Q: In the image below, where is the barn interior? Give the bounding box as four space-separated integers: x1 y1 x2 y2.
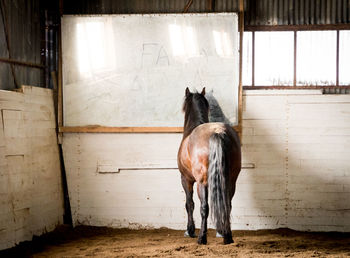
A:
1 0 350 257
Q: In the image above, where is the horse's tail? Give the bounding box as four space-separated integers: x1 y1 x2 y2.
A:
208 132 231 236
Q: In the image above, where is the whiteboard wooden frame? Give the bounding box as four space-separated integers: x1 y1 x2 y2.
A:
58 9 244 134
58 125 240 133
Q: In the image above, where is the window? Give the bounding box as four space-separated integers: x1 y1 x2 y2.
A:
339 31 350 85
297 31 336 86
243 29 350 89
255 32 294 86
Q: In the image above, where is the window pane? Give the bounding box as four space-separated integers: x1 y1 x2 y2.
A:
242 32 252 86
255 32 294 86
297 31 336 85
339 30 350 85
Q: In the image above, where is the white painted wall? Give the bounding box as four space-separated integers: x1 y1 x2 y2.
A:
0 86 63 250
62 90 350 232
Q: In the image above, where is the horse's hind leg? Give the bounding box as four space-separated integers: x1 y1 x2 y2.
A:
197 183 209 245
222 182 237 245
181 175 196 238
223 213 233 244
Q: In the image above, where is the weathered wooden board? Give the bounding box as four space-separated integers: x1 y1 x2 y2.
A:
0 86 63 250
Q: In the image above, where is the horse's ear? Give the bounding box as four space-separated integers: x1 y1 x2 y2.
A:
185 87 190 97
201 87 206 96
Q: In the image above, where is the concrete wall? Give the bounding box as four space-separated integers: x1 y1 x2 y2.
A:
0 86 63 250
62 90 350 232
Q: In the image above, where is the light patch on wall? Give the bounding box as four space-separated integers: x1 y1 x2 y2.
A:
213 30 233 57
76 20 116 76
169 24 198 57
184 26 198 56
169 24 185 56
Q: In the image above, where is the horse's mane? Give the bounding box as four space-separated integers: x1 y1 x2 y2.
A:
182 91 209 137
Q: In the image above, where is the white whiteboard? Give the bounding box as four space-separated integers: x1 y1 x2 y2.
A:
62 13 239 127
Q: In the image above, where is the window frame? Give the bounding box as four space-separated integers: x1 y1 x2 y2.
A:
243 24 350 90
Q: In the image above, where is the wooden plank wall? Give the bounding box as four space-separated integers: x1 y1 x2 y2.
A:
62 90 350 232
0 86 63 250
241 90 350 231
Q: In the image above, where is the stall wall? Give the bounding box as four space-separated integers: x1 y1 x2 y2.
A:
0 86 63 250
63 90 350 232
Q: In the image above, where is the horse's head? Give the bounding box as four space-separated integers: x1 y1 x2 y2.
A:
182 87 209 135
183 87 209 115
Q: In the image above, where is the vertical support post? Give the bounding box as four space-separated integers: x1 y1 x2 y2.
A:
57 0 72 226
44 10 49 88
252 31 255 87
293 30 297 86
238 0 244 139
205 0 215 12
58 0 63 140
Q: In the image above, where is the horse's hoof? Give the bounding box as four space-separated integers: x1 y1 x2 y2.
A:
216 232 223 238
184 231 196 238
223 237 234 245
197 237 207 245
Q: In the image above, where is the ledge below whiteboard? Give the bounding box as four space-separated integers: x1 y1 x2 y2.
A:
59 125 240 133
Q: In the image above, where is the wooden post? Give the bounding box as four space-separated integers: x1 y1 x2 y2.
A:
51 71 58 125
238 0 244 139
205 0 215 12
57 0 63 142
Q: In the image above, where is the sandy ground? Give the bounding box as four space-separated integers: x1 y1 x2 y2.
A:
1 226 350 257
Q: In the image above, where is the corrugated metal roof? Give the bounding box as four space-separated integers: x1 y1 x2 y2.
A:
63 0 350 25
246 0 350 26
62 0 244 14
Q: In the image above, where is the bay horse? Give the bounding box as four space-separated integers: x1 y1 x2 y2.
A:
177 87 241 245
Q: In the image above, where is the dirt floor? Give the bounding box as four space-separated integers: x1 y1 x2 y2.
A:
1 226 350 257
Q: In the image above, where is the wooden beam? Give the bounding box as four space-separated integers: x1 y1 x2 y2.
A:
238 0 244 139
245 24 350 31
0 58 45 69
59 125 240 133
58 15 63 134
183 0 193 13
59 126 184 133
205 0 215 12
293 31 297 86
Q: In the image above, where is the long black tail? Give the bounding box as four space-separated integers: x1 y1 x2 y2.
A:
208 132 231 235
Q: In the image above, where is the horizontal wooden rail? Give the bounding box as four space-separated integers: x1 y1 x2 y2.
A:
59 126 183 133
0 57 45 69
59 125 240 133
